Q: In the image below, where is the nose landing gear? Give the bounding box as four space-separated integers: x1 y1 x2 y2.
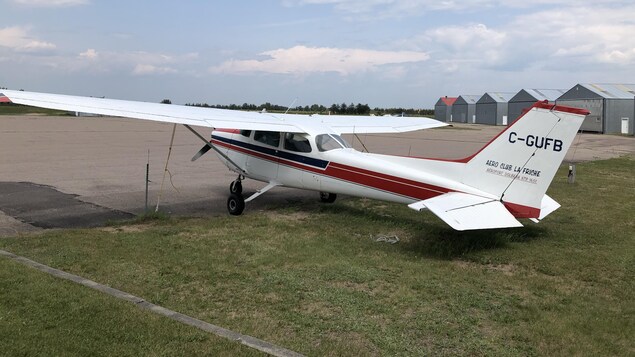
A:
230 177 243 194
225 176 281 216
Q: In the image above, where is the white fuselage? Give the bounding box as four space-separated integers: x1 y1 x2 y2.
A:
211 129 494 205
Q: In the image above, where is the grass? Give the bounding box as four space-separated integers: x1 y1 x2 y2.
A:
0 103 70 116
1 156 633 356
0 258 261 356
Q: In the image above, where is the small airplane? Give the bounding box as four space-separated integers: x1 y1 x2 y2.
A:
0 89 588 230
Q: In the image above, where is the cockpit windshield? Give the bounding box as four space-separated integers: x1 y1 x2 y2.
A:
315 134 351 152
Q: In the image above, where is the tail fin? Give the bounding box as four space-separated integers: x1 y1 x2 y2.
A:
462 102 587 218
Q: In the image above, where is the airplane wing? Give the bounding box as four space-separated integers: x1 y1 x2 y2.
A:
0 90 447 134
305 114 447 134
408 192 523 231
1 89 301 132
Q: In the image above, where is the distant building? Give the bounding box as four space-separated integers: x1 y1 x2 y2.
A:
475 92 515 125
508 89 566 124
434 96 457 122
557 83 635 135
451 95 480 123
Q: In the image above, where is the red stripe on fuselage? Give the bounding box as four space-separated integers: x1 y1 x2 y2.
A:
325 162 448 200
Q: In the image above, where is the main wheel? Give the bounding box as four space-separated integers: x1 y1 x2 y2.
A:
230 180 242 194
319 192 337 203
227 194 245 215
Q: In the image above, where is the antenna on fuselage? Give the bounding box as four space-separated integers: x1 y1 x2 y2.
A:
283 97 298 115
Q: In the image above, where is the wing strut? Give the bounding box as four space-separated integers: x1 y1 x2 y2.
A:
183 125 247 175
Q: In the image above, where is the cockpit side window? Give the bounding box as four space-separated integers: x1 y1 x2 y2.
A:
284 133 312 153
254 131 280 147
332 135 351 148
315 134 351 152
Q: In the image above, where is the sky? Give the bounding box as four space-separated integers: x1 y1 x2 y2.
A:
1 0 634 108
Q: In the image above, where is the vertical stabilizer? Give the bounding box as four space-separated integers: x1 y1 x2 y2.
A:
462 102 587 218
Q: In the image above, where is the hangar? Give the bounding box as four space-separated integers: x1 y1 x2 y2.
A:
508 89 566 124
556 83 635 135
451 95 480 123
434 97 457 122
475 92 515 125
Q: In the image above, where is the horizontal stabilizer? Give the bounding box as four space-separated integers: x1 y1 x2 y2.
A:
538 194 561 220
408 192 523 231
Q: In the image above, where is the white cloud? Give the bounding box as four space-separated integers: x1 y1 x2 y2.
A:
509 6 635 66
79 48 98 60
0 44 199 77
403 3 635 75
286 0 632 16
125 52 197 75
426 23 506 52
283 0 465 19
10 0 88 7
417 23 507 72
85 50 198 75
210 45 429 76
132 64 177 76
0 26 56 53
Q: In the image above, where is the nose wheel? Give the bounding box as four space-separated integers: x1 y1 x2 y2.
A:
227 193 245 215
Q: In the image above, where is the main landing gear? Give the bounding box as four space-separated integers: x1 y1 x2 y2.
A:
319 192 337 203
227 176 245 215
225 176 335 215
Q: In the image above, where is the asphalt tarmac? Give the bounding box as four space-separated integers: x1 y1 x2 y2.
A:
1 115 633 236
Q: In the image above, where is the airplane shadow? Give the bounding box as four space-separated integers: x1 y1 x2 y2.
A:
264 197 549 260
402 224 548 260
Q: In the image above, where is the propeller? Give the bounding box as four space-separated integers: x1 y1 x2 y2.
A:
191 144 212 162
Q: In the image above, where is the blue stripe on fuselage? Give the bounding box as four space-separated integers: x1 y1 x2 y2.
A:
212 135 329 169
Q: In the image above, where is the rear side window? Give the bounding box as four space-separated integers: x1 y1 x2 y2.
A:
254 131 280 147
284 133 312 153
240 130 251 138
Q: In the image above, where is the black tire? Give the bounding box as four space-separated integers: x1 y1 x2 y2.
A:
227 194 245 215
230 180 242 194
319 192 337 203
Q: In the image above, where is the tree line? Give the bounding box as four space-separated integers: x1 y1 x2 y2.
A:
0 89 434 117
184 101 433 117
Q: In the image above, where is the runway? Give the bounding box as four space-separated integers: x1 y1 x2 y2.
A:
1 115 633 235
